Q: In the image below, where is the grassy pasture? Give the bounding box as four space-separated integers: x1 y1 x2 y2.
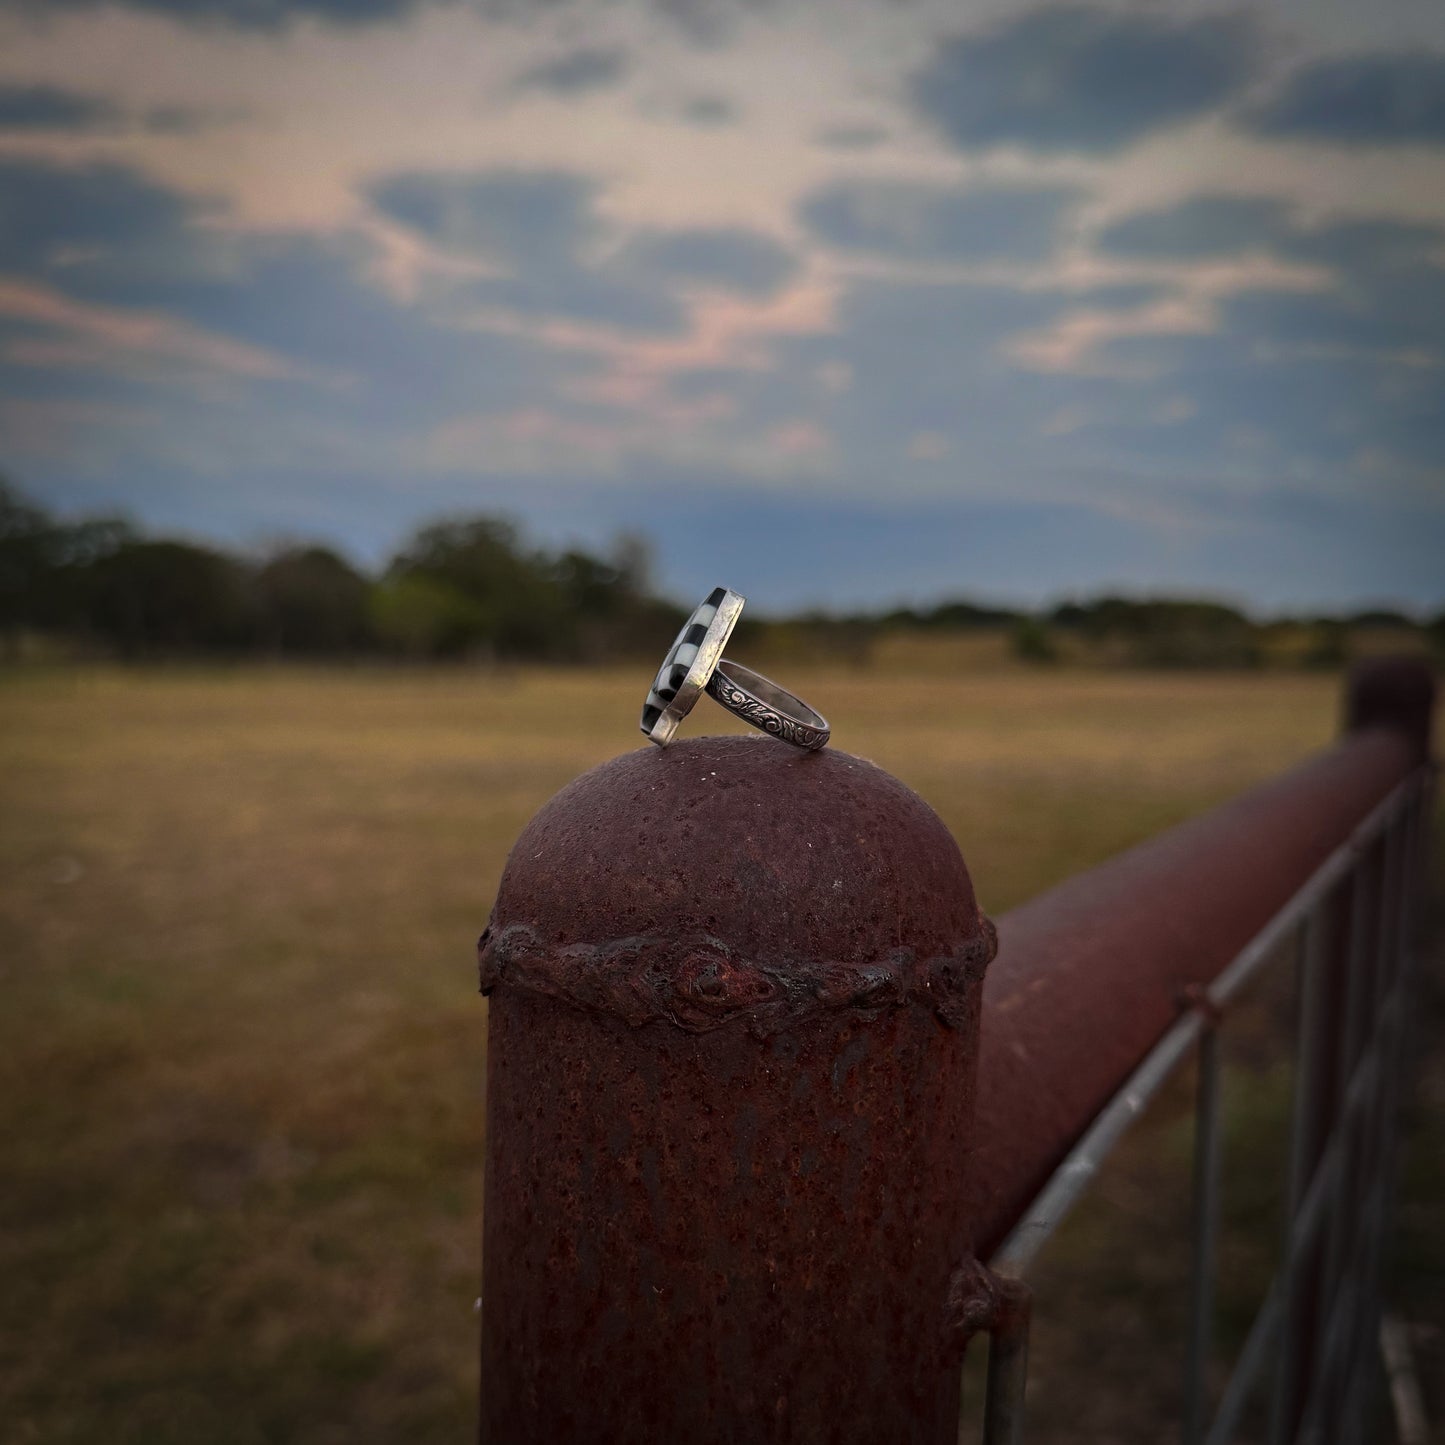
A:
0 665 1439 1443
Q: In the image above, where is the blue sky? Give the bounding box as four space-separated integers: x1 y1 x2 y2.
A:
1 0 1443 612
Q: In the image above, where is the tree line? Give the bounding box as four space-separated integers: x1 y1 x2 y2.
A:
2 476 1440 667
0 477 678 662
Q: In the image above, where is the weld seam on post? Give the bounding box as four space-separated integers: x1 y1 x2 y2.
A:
479 916 997 1033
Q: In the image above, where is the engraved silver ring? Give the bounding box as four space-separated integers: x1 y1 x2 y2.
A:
640 587 830 751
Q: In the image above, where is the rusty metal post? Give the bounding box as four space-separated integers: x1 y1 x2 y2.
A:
476 735 997 1444
1343 654 1436 766
1334 657 1435 1444
1277 658 1433 1445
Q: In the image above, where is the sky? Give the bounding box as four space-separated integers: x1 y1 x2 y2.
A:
1 0 1443 613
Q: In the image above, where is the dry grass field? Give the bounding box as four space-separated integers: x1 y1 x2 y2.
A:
0 665 1439 1443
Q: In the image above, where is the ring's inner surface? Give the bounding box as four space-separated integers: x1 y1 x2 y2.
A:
715 661 827 727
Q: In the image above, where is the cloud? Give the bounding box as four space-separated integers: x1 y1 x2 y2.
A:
800 180 1079 263
1006 295 1217 375
143 104 242 135
1030 199 1445 412
0 159 206 293
0 83 118 132
1038 199 1445 491
0 84 236 140
369 166 685 333
1222 225 1445 364
0 0 769 37
0 276 345 386
771 276 1086 463
766 172 1445 542
417 402 833 482
1095 197 1445 325
1282 218 1445 273
679 94 737 127
1071 316 1445 499
1097 196 1293 259
816 124 889 152
0 154 558 457
621 227 796 297
468 266 684 334
1097 194 1445 283
369 168 596 265
649 0 746 48
1 0 439 31
906 430 950 460
911 7 1255 154
514 46 629 96
1246 52 1445 147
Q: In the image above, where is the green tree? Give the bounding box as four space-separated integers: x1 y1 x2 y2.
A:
0 477 56 638
1011 615 1059 663
1428 609 1445 660
386 517 571 658
83 540 255 656
254 545 372 655
0 477 132 645
1302 619 1348 669
1048 595 1259 667
369 574 490 658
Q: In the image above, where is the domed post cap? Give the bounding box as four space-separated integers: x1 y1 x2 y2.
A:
479 734 995 1032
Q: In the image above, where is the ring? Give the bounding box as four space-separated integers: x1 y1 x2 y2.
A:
640 587 829 751
705 660 830 751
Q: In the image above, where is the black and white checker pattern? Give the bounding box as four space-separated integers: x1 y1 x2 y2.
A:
640 586 728 737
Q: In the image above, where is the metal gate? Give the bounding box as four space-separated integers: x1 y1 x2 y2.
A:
976 764 1433 1445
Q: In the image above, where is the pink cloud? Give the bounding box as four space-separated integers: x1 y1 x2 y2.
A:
0 279 350 387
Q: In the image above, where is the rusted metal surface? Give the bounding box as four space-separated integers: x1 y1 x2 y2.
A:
477 734 996 1444
1344 654 1436 764
968 660 1433 1259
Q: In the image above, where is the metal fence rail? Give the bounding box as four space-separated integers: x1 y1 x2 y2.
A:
972 764 1433 1445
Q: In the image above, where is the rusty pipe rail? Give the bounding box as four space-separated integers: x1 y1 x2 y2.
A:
968 721 1418 1261
963 654 1435 1445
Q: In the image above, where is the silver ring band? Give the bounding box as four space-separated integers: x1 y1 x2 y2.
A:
705 660 830 751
